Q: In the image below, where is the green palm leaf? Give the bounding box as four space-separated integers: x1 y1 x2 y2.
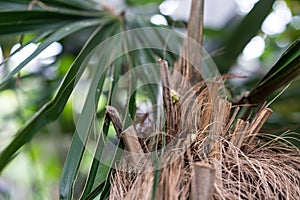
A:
0 17 117 172
59 22 121 199
0 19 104 85
246 38 300 104
214 0 275 73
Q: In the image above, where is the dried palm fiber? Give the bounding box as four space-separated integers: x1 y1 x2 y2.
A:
108 59 300 200
108 70 300 199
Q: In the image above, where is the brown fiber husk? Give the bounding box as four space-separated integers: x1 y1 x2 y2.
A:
108 79 300 200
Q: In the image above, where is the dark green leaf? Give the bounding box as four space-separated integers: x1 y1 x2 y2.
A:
42 0 98 11
244 38 300 104
60 70 109 199
80 117 110 199
59 22 121 199
126 0 163 6
214 0 275 73
0 0 98 13
80 64 115 198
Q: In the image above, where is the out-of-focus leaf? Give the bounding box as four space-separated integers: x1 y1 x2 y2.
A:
0 10 83 24
43 0 98 10
0 0 97 12
0 20 66 36
0 0 30 10
0 30 53 67
0 1 107 36
214 0 275 73
0 10 101 36
242 38 300 104
126 0 163 6
258 38 300 84
0 19 104 85
0 18 116 173
0 35 18 57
